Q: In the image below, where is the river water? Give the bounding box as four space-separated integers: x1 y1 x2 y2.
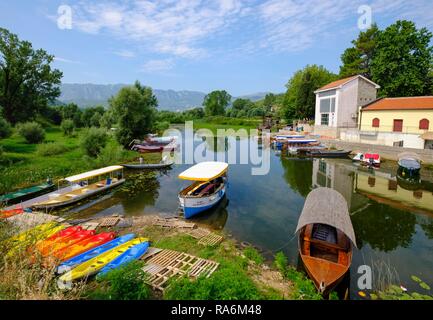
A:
73 130 433 299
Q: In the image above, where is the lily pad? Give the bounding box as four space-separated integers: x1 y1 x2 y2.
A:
411 275 422 283
419 282 431 291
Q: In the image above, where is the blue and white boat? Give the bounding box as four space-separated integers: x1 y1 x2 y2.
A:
178 162 228 219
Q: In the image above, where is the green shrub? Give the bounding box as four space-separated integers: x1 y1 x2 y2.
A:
95 141 129 167
274 251 288 274
36 142 69 156
154 121 170 132
164 263 262 300
80 127 108 157
0 117 12 138
16 122 45 144
90 261 151 300
60 119 75 136
243 247 264 265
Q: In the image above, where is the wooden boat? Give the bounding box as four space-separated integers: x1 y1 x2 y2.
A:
0 181 55 206
296 188 356 295
305 149 351 158
122 156 174 169
32 166 125 210
131 143 177 153
178 162 228 219
398 152 421 178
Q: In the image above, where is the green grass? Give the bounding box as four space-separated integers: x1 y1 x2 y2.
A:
0 126 137 194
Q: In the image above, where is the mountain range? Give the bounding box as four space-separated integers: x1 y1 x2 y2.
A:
59 83 271 111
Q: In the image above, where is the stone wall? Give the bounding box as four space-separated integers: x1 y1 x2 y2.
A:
340 129 426 149
313 125 339 138
319 138 433 164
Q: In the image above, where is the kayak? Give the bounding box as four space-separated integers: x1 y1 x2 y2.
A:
0 207 24 219
59 237 147 282
7 223 65 257
38 230 96 257
56 233 135 274
97 241 150 278
35 226 83 252
54 232 116 262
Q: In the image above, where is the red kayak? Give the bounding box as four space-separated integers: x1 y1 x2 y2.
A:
39 230 96 257
54 232 116 262
0 207 24 219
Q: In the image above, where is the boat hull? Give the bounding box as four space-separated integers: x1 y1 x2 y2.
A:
179 185 226 219
0 183 55 206
32 179 125 210
121 161 174 169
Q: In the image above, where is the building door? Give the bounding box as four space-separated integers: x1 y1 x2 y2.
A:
393 119 403 132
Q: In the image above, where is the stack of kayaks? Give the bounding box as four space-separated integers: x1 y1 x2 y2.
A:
4 222 150 284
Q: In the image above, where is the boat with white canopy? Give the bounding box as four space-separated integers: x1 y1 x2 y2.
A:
178 162 228 219
32 166 125 210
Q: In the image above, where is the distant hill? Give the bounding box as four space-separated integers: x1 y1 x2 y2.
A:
59 84 277 110
59 84 206 111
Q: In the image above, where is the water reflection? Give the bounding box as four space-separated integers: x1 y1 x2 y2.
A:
280 158 312 197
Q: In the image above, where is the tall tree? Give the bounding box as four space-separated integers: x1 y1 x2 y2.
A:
203 90 231 116
109 81 158 147
0 28 62 124
371 20 433 97
263 93 276 113
282 65 337 121
339 24 380 78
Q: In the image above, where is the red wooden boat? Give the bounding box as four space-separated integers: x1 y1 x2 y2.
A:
296 188 356 295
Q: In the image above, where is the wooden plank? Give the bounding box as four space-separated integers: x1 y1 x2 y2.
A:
198 233 223 246
98 217 120 228
141 247 163 261
187 227 210 239
80 222 100 231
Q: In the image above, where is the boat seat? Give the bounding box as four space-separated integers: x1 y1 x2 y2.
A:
198 183 216 196
312 224 337 244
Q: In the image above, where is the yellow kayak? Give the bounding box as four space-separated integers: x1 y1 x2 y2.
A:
59 237 147 282
7 222 65 257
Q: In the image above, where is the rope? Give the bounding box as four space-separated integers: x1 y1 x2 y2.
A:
271 233 297 252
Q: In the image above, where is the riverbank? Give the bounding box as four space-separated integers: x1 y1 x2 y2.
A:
0 127 143 194
0 212 324 300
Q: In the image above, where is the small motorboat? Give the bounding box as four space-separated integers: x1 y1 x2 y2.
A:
306 149 352 158
122 156 174 169
178 162 228 219
398 152 421 178
296 188 356 296
0 181 55 206
352 153 380 167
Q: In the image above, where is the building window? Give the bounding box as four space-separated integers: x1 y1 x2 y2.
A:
321 113 329 126
319 97 336 113
419 119 429 130
372 118 380 128
393 119 403 132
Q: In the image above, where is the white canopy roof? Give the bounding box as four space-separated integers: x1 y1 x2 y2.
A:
65 166 123 182
179 162 228 181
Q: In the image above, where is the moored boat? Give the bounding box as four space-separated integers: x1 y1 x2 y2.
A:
178 162 228 219
305 149 352 158
296 188 356 295
398 152 421 178
32 166 125 210
0 181 55 206
122 156 174 169
352 153 380 167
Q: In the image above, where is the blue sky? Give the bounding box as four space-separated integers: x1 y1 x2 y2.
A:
1 0 432 96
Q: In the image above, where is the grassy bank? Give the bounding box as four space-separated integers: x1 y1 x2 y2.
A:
0 126 139 194
191 117 262 133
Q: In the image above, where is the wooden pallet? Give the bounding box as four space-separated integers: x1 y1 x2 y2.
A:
153 217 196 229
141 247 163 261
186 227 211 239
198 233 223 246
142 249 219 291
80 221 100 230
98 217 120 228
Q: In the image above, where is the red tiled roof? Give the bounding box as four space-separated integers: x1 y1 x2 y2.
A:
362 96 433 111
316 76 358 91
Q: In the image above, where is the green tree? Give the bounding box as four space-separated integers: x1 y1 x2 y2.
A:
109 81 158 147
0 116 12 138
371 20 433 97
203 90 231 116
60 103 83 127
263 93 276 113
0 28 62 124
340 24 380 78
282 65 337 121
60 119 74 136
80 127 108 157
81 106 105 127
17 121 45 144
232 98 253 111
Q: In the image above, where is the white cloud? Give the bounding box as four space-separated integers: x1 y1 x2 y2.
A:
54 57 81 64
113 50 136 58
141 58 174 73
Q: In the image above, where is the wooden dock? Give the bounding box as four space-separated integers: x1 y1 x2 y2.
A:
153 217 196 229
142 249 219 291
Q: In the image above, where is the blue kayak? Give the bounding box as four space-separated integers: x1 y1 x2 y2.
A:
96 241 150 278
56 233 135 274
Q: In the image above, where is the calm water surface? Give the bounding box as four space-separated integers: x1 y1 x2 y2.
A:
74 130 433 299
